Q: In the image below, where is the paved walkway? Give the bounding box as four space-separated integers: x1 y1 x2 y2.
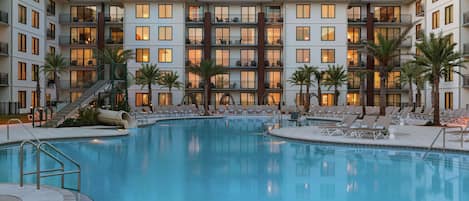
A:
0 184 91 201
269 124 469 152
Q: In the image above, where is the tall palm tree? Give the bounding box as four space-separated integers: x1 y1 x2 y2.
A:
414 32 466 126
96 47 134 64
400 62 425 107
41 53 67 102
313 69 325 106
415 71 426 107
353 69 371 116
323 65 347 106
158 71 183 105
135 63 160 112
299 65 316 111
366 24 414 115
288 70 307 107
188 60 226 116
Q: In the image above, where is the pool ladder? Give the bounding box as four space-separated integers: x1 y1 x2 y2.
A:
422 127 446 159
10 118 82 192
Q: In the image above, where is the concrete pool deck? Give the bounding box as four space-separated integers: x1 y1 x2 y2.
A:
269 124 469 152
0 184 91 201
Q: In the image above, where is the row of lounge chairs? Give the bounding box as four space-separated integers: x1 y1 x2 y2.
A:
319 115 393 140
134 105 280 118
209 105 279 115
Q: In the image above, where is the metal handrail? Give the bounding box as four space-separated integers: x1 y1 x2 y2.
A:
422 127 446 159
7 119 40 142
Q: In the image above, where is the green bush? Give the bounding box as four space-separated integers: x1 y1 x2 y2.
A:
77 107 100 125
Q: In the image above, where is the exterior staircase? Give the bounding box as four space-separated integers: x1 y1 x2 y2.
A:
43 80 112 128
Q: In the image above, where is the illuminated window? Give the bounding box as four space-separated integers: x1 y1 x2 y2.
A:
321 26 335 41
159 4 172 18
18 91 26 108
266 50 282 67
158 48 172 63
347 6 361 21
267 93 281 105
18 62 26 80
136 93 150 106
445 92 453 110
347 49 359 67
18 33 27 52
32 10 40 28
241 28 256 44
214 6 229 22
240 93 255 105
159 26 173 41
187 28 203 44
187 49 203 66
445 65 453 81
296 26 310 41
136 48 150 63
158 93 171 106
347 93 360 106
374 6 401 23
241 6 256 23
321 4 335 18
321 49 335 63
321 94 334 106
32 64 39 81
297 4 310 19
32 37 39 55
215 50 229 67
296 49 310 63
266 27 282 45
347 27 360 43
374 71 400 89
445 5 453 25
432 11 440 29
70 48 95 66
240 50 256 67
32 91 38 107
70 6 96 22
18 5 27 24
136 4 150 18
348 72 360 89
212 74 229 89
266 72 282 89
135 26 150 40
416 24 422 40
215 28 230 44
241 71 256 89
71 27 96 44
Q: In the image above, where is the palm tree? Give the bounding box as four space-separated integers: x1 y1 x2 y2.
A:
323 65 348 106
96 47 134 64
135 63 160 112
299 65 316 111
313 69 325 106
400 62 425 107
414 32 467 126
288 70 307 107
365 24 414 115
41 53 67 102
415 71 426 107
353 69 371 116
158 71 183 105
188 60 226 116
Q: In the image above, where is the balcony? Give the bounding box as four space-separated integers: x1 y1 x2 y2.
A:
68 57 97 68
0 42 8 56
228 59 258 69
464 12 469 27
185 80 257 90
0 73 8 86
106 37 123 45
186 16 204 24
59 36 96 46
374 14 412 25
47 29 55 40
265 60 283 68
104 14 123 24
265 16 283 24
59 14 96 25
265 82 283 90
0 10 8 25
348 14 367 24
347 38 365 46
464 43 469 56
213 14 257 24
212 37 257 47
58 80 97 90
265 39 283 46
185 38 204 46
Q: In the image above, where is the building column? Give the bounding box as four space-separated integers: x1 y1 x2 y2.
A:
257 12 266 105
366 3 375 106
203 11 212 105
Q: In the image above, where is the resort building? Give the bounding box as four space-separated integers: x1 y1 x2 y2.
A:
0 0 468 113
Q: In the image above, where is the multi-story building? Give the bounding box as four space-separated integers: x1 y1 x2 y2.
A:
0 0 468 114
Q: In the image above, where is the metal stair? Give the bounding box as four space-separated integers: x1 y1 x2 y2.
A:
43 80 112 128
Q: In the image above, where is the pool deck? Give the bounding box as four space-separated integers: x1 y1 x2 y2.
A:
0 184 91 201
269 124 469 152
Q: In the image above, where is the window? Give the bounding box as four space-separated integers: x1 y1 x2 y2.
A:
266 50 282 67
240 28 256 44
71 6 96 22
18 62 26 80
32 10 39 28
347 72 360 89
445 92 453 110
296 49 310 63
297 4 310 19
266 6 281 22
158 48 172 63
188 72 201 88
416 24 422 40
49 46 55 54
158 26 173 41
321 27 335 41
215 50 229 67
70 48 95 66
135 26 150 40
321 49 335 63
32 64 39 81
48 23 56 39
321 4 335 18
187 49 203 66
445 5 453 25
158 4 172 18
241 6 256 23
70 71 96 88
70 27 97 44
215 28 230 44
18 91 26 108
347 49 359 67
32 37 39 55
241 71 256 89
374 6 401 22
109 5 124 21
136 93 150 106
374 27 401 43
432 11 440 29
136 48 150 63
32 91 38 107
214 6 229 22
19 5 27 24
18 33 27 52
266 27 282 45
296 93 308 106
110 27 123 43
416 0 423 16
48 0 56 16
266 72 282 89
240 50 256 67
347 27 360 43
445 65 453 81
321 94 334 106
267 93 281 105
188 6 203 22
347 6 361 21
187 28 203 44
158 93 171 106
240 93 255 105
136 4 150 18
296 26 310 41
212 74 229 89
374 72 400 89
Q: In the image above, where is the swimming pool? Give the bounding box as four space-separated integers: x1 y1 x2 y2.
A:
1 117 469 201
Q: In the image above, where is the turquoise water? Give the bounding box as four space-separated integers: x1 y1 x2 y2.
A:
1 117 469 201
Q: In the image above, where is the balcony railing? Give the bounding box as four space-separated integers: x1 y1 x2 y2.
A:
348 14 367 23
0 42 8 56
265 82 283 89
265 16 283 23
348 14 413 24
59 14 96 24
185 38 204 45
213 14 257 24
59 36 97 46
106 37 123 44
265 39 283 46
0 10 8 25
464 12 469 26
104 14 124 23
265 60 283 68
68 57 97 67
186 16 204 23
186 80 257 90
0 73 8 86
212 37 257 46
47 29 55 40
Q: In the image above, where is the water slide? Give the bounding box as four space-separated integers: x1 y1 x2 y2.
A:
97 109 136 129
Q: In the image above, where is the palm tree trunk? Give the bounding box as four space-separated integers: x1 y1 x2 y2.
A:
416 87 422 107
433 73 440 126
408 78 414 107
299 85 303 107
379 70 387 116
360 75 366 116
168 87 172 105
55 75 60 102
204 80 210 116
305 85 310 112
317 81 322 106
148 84 153 112
334 86 339 106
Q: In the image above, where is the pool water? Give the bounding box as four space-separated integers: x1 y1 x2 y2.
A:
1 117 469 201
